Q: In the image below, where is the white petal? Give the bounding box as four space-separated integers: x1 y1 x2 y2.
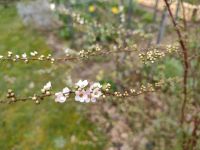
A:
22 53 27 58
79 98 85 103
55 92 67 103
63 87 70 94
83 80 88 86
75 96 80 101
91 98 96 103
75 80 88 88
85 98 90 103
92 89 102 98
44 81 51 90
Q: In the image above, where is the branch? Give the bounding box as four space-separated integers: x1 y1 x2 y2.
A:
163 0 189 124
0 44 179 64
0 78 180 105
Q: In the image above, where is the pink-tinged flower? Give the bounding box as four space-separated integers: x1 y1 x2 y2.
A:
43 81 52 91
84 90 92 103
90 82 102 90
75 89 88 102
85 97 91 103
87 93 96 103
55 92 66 103
92 88 102 98
75 80 88 89
62 87 70 95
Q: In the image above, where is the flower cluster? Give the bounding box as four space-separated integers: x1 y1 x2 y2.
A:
54 80 102 103
138 44 179 64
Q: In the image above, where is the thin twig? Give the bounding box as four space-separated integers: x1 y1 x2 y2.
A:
163 0 189 124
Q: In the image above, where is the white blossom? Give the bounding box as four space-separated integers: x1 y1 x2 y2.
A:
90 82 102 90
62 87 70 97
55 92 66 103
75 80 88 89
34 51 38 55
30 52 36 56
8 51 12 55
75 89 88 102
54 87 70 103
22 53 27 59
43 81 52 91
87 91 96 103
62 87 70 94
92 88 102 98
15 55 20 59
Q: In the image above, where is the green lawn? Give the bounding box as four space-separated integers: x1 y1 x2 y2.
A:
0 6 106 150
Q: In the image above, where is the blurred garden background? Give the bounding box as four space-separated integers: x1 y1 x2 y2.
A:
0 0 200 149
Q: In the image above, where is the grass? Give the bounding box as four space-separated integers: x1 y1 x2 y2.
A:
0 6 106 150
184 0 200 5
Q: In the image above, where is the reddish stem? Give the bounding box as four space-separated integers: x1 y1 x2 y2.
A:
163 0 189 124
